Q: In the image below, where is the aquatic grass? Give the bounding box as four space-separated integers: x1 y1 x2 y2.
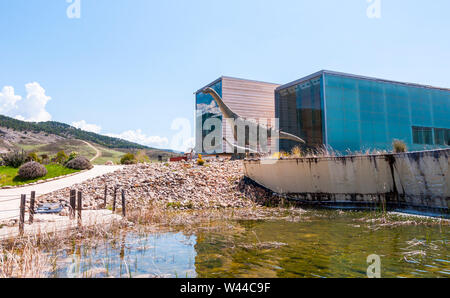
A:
0 216 127 277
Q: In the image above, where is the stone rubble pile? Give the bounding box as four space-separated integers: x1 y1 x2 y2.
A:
38 161 274 212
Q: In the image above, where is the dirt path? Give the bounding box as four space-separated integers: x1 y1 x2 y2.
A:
80 140 101 162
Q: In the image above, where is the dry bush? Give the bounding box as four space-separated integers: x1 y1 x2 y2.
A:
135 150 150 163
197 154 205 166
393 139 408 153
17 162 47 179
1 151 27 168
65 156 93 170
120 153 137 165
0 241 52 278
290 146 303 158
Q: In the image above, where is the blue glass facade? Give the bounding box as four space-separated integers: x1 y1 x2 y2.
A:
276 71 450 153
276 76 324 152
195 79 223 153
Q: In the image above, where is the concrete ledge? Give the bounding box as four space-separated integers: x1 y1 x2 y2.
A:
244 149 450 217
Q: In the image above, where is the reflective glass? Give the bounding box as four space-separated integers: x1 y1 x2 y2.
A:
276 76 324 152
323 73 450 152
195 80 223 153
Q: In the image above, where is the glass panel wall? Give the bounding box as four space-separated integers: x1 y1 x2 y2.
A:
276 76 324 152
324 73 450 153
195 80 223 153
412 126 433 145
434 128 450 146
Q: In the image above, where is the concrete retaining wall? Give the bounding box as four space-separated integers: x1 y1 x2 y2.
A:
244 149 449 215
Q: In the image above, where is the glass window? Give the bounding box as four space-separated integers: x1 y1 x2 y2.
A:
196 80 223 153
279 72 450 154
276 76 324 152
413 127 433 145
434 128 450 146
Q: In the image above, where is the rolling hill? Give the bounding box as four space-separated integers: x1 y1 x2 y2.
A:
0 114 180 164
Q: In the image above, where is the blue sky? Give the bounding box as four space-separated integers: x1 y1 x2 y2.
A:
0 0 449 151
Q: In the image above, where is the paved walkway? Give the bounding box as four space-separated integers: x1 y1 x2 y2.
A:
0 165 124 222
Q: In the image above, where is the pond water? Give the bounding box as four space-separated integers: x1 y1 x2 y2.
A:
51 211 449 278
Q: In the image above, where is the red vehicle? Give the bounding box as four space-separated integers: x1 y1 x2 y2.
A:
169 151 193 162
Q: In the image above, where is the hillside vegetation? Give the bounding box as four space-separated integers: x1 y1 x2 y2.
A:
0 114 147 150
0 114 181 163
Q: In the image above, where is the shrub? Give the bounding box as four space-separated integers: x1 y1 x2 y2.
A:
67 151 78 162
197 154 205 166
393 139 407 153
290 146 303 158
135 150 150 163
65 156 93 170
27 152 41 163
1 151 27 168
120 153 137 165
40 154 49 164
17 162 47 180
55 151 68 164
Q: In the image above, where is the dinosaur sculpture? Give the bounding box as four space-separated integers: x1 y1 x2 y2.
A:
201 87 305 153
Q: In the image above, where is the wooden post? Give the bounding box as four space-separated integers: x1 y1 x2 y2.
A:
77 191 82 226
121 189 126 217
112 187 117 213
19 194 26 235
70 189 76 219
29 191 36 224
104 185 108 208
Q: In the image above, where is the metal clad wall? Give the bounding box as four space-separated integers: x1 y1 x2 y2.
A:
221 77 280 152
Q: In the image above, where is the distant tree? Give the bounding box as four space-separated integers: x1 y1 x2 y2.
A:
135 150 150 163
120 153 137 165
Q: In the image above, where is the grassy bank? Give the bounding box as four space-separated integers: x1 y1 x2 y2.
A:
0 165 80 187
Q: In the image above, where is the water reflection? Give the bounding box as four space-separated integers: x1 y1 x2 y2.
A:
52 211 449 278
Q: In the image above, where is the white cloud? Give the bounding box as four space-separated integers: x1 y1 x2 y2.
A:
0 82 52 122
106 129 170 149
0 86 21 114
197 101 220 115
72 120 102 134
71 119 172 149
